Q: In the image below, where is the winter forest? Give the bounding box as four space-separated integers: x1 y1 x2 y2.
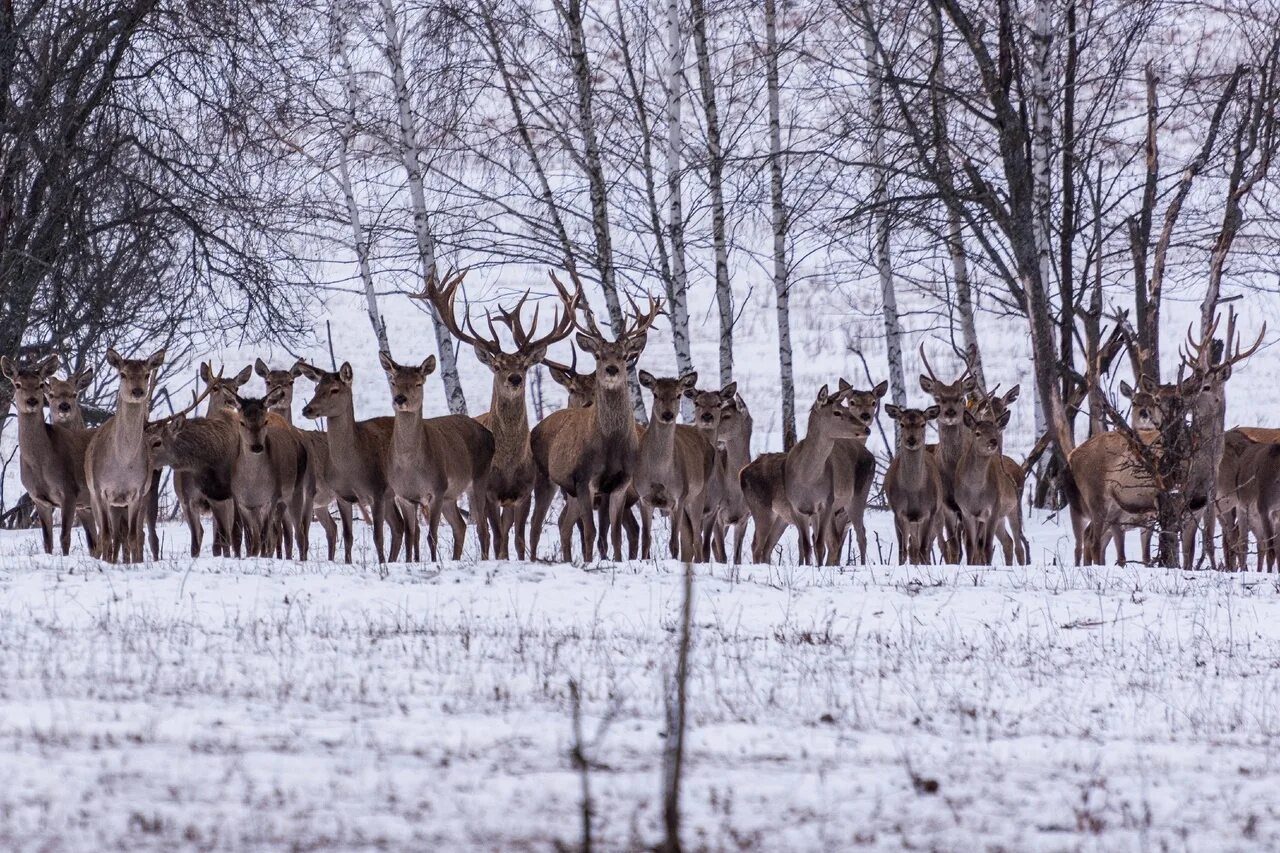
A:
3 0 1280 849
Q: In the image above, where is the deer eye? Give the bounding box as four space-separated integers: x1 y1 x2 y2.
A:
833 410 843 417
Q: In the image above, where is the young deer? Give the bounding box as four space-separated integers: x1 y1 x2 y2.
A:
418 269 576 560
528 272 661 562
692 382 753 563
298 361 404 564
884 405 943 564
634 371 715 561
225 390 314 559
955 407 1025 565
255 358 340 560
200 363 252 418
85 347 165 562
828 379 882 564
917 347 976 562
147 413 240 557
967 383 1027 563
544 347 597 408
1 355 97 555
379 353 495 561
44 367 94 428
783 384 864 565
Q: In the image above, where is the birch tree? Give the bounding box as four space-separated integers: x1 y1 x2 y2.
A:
764 0 797 450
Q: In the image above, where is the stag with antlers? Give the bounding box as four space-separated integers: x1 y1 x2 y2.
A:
417 268 578 560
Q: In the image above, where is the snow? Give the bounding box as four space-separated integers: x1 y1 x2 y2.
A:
3 508 1280 850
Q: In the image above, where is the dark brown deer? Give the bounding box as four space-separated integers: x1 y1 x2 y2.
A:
225 390 314 559
528 272 662 562
200 362 252 419
544 347 597 408
633 371 714 561
85 347 166 562
44 367 94 428
783 384 864 565
255 358 340 560
1 355 97 554
298 361 404 564
417 269 576 560
884 405 943 564
380 353 495 561
692 382 753 562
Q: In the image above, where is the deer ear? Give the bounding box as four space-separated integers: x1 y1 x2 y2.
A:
378 352 396 374
873 380 888 398
884 404 901 420
816 384 830 405
199 361 212 383
264 387 287 409
962 409 977 429
919 375 935 394
638 369 656 388
679 371 698 390
146 349 166 369
295 361 321 382
76 368 94 390
1139 375 1157 393
525 344 549 364
925 405 941 421
1003 384 1020 405
254 358 270 378
232 364 252 386
0 356 16 382
997 408 1012 428
1119 380 1134 398
472 344 496 368
289 359 305 378
171 413 186 430
719 381 737 400
37 354 60 377
960 376 977 394
108 349 124 371
547 365 572 387
575 333 600 356
339 362 354 384
421 356 437 375
837 377 852 393
625 333 648 360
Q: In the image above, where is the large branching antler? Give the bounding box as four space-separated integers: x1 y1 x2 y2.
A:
413 267 507 357
150 384 212 428
492 285 580 355
548 267 663 343
1181 305 1266 373
919 342 972 386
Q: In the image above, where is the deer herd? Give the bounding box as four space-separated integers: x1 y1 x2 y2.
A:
2 274 1276 571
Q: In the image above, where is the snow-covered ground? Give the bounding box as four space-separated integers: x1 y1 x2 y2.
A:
3 508 1280 851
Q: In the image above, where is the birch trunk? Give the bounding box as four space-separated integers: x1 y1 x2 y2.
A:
1029 0 1055 469
689 0 733 385
863 27 906 417
664 0 695 417
764 0 796 451
378 0 467 414
336 34 390 355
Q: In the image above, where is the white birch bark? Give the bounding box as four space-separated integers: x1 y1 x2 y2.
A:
664 0 695 419
378 0 467 414
1029 0 1055 446
764 0 796 450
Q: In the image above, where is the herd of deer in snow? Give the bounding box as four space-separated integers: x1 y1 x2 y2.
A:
3 272 1277 570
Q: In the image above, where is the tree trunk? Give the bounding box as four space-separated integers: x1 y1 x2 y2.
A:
689 0 734 385
378 0 467 414
664 0 695 416
1029 0 1055 485
764 0 796 451
863 28 906 420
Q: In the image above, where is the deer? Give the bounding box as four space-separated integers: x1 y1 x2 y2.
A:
147 411 240 558
298 361 405 564
224 390 314 559
740 453 790 564
379 352 495 561
633 371 715 561
966 383 1027 563
544 347 597 408
1 355 97 555
44 367 94 428
828 379 882 564
417 269 576 560
528 271 662 562
782 384 865 565
200 362 252 418
255 358 340 560
954 405 1025 565
1227 436 1280 572
884 405 943 564
917 347 976 562
85 347 166 562
692 382 753 563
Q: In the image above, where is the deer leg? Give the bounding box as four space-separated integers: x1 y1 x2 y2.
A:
126 501 145 564
731 517 748 565
146 470 161 560
369 497 389 564
34 501 54 555
185 497 204 558
625 502 642 560
209 500 234 560
639 501 654 561
608 489 629 562
514 494 532 561
56 499 74 557
76 506 98 555
528 473 554 560
469 484 490 560
684 495 706 562
578 490 596 563
437 500 462 561
994 524 1014 566
315 508 337 562
557 502 578 562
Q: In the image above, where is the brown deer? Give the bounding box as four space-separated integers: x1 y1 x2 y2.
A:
741 453 790 563
1229 437 1280 572
1 355 97 554
147 412 240 557
528 272 662 562
200 363 252 418
379 353 495 561
967 383 1027 563
255 358 340 560
44 367 94 428
954 406 1025 565
783 384 864 565
692 382 753 562
225 390 314 559
884 405 943 564
633 371 714 561
298 361 404 564
828 379 882 564
544 347 597 408
917 347 976 562
417 270 576 560
85 347 166 562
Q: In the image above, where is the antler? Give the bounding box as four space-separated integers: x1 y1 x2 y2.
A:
1182 306 1266 373
493 286 580 355
919 342 972 385
548 267 662 343
620 291 664 342
150 384 211 428
413 267 505 357
542 344 582 377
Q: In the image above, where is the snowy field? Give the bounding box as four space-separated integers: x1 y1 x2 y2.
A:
3 508 1280 851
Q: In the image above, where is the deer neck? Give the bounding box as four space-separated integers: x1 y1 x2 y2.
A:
489 385 530 459
323 395 360 454
392 404 426 458
110 397 149 453
269 403 293 426
722 426 752 470
936 420 967 467
15 407 54 462
592 381 635 444
642 413 677 460
791 412 837 480
896 445 933 487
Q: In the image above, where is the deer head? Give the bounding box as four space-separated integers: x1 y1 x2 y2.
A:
806 384 864 441
44 367 94 425
1180 307 1265 420
962 408 1011 457
691 381 742 446
379 353 437 414
918 344 976 426
549 269 662 395
298 361 355 420
544 346 597 408
225 390 287 455
885 405 940 452
0 354 59 415
200 362 251 417
837 378 888 426
255 358 304 416
638 370 698 425
107 347 166 408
